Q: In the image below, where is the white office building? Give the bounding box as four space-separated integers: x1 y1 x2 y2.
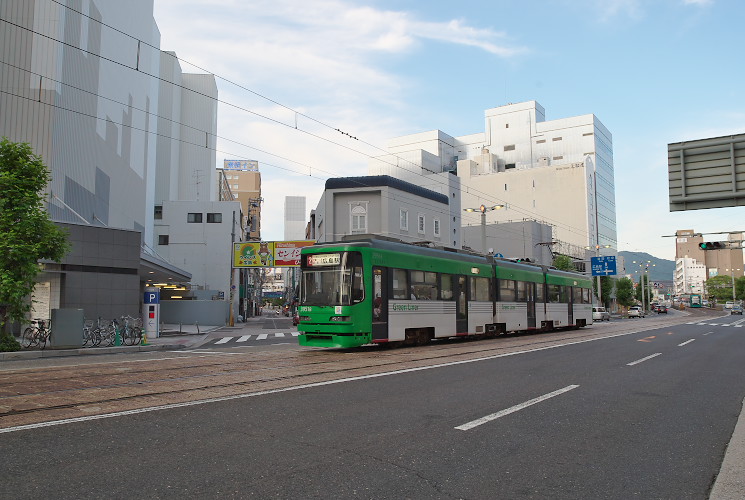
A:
674 258 707 295
370 101 617 256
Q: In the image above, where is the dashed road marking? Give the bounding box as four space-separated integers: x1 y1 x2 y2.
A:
627 353 662 366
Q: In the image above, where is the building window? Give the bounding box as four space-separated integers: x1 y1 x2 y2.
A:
505 163 516 169
187 213 203 223
552 137 562 141
207 213 222 223
233 184 239 189
553 156 564 160
536 139 546 144
400 209 409 231
350 202 368 234
233 194 238 198
433 218 441 237
505 123 509 128
504 145 515 151
583 132 594 136
417 214 425 234
158 235 169 245
154 205 163 220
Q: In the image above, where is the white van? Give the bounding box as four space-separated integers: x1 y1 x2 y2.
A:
592 307 610 321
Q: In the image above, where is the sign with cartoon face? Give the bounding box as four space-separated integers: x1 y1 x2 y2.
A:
233 240 315 267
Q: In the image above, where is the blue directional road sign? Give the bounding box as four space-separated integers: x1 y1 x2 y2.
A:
591 256 617 276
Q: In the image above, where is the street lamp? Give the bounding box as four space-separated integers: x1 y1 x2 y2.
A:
633 260 655 312
463 204 505 254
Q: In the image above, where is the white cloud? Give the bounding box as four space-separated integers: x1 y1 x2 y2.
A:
153 0 523 241
683 0 713 6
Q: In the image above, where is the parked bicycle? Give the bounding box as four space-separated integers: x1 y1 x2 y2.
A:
82 319 102 347
120 315 143 346
22 319 52 349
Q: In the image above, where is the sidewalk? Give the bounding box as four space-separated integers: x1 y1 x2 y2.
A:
0 323 220 361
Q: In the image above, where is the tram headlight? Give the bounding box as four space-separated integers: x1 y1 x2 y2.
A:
330 316 351 322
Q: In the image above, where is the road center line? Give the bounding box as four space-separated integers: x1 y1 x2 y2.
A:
455 385 579 431
627 353 662 366
678 339 696 347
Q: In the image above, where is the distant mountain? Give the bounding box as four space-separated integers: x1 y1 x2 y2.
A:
618 251 675 283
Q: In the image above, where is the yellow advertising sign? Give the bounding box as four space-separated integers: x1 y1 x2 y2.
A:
233 242 275 268
233 240 315 268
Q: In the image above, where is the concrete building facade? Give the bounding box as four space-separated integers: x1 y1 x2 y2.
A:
370 101 616 256
284 196 307 240
218 160 262 239
0 0 237 325
311 175 460 248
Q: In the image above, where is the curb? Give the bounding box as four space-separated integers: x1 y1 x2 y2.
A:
0 343 186 361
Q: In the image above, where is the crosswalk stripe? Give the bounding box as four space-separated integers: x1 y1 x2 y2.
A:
215 337 232 344
291 332 299 336
275 333 285 337
237 335 251 342
257 334 268 340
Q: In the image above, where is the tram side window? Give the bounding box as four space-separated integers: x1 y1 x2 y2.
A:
573 287 583 304
440 274 454 300
411 270 437 300
548 284 562 303
470 277 490 301
392 269 409 299
582 287 591 303
536 283 545 302
561 286 570 303
516 281 529 302
499 279 516 302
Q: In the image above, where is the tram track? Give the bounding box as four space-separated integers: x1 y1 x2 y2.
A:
0 314 695 429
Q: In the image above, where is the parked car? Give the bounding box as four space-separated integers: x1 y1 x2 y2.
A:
731 305 743 315
592 306 610 321
655 305 668 314
628 306 644 318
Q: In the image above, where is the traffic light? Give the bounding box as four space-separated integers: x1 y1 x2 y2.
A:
699 241 727 250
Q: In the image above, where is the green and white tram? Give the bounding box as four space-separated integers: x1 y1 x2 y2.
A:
297 237 593 349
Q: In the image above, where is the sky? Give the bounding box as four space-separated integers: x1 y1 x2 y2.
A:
152 0 745 261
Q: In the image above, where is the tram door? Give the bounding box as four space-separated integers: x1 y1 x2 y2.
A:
372 267 388 340
567 286 574 325
527 282 537 328
456 275 468 333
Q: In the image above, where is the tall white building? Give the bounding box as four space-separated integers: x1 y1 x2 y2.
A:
370 101 616 255
0 0 233 322
284 196 307 240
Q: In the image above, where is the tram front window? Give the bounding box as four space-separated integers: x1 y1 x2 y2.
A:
300 252 364 306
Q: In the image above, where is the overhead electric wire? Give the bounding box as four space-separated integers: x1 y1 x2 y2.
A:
1 5 613 247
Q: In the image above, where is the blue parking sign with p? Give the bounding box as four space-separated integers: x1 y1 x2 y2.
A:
144 291 160 304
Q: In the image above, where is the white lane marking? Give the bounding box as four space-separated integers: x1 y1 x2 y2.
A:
0 328 683 434
678 339 696 347
236 335 251 342
214 337 232 344
627 353 662 366
703 332 713 336
455 385 580 431
291 332 299 336
257 334 268 340
184 350 242 356
275 333 285 338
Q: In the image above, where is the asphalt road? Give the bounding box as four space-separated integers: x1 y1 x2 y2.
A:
1 313 743 499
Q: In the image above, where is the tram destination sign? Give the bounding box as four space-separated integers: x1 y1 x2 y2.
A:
591 256 617 276
307 253 341 267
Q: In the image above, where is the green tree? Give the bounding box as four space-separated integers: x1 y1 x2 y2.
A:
635 275 651 303
615 277 635 308
591 275 614 307
552 254 576 271
705 275 734 302
0 138 69 351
